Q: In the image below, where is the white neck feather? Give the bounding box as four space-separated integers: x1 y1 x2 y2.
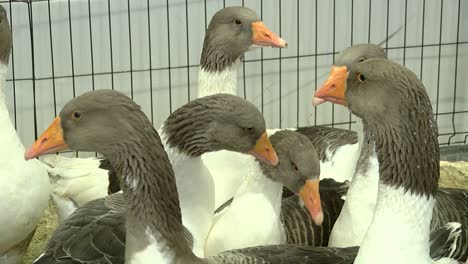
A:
125 226 176 264
329 118 379 247
234 157 284 202
205 157 284 256
157 128 214 258
355 184 434 264
197 59 240 97
0 63 25 161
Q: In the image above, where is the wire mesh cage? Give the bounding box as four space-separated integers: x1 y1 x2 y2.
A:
2 0 467 158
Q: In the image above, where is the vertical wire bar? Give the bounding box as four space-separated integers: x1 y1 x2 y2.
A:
435 0 443 123
348 0 354 130
88 0 95 90
385 0 389 51
166 0 172 112
107 0 114 90
296 0 299 127
260 0 264 113
419 0 425 79
47 0 57 116
127 0 133 99
8 2 17 128
204 0 208 30
402 0 408 66
367 0 371 43
447 0 461 145
223 0 226 8
185 0 191 102
87 0 97 157
314 0 318 125
67 0 77 156
331 0 335 128
242 0 246 99
278 0 282 128
67 0 76 98
147 0 154 123
27 2 38 140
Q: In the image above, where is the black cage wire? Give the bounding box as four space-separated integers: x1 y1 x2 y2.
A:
1 0 467 158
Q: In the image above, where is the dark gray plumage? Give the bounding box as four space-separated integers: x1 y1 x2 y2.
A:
163 93 266 157
430 222 463 261
0 5 12 64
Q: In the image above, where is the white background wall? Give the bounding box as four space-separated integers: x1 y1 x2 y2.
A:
2 0 467 157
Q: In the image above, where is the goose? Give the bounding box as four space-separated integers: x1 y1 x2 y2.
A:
205 130 347 256
40 6 287 220
26 89 358 264
0 6 50 263
314 43 467 262
27 92 284 262
26 59 454 264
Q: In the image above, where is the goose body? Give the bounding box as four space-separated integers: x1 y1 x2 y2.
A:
205 130 347 256
0 7 50 263
26 60 453 264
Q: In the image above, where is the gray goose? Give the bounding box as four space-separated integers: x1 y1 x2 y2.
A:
26 89 358 264
41 6 287 220
206 130 347 255
27 59 453 263
29 92 280 260
314 43 467 262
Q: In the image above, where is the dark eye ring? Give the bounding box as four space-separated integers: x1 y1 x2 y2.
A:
234 19 242 25
357 73 367 82
357 57 366 63
245 127 253 132
72 111 81 120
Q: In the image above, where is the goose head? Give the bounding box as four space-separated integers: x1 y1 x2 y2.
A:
24 90 153 159
201 6 286 72
313 43 387 106
260 130 323 225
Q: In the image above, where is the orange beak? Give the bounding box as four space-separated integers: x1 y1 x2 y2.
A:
251 21 287 48
24 117 69 160
249 132 279 166
313 65 348 106
299 179 323 225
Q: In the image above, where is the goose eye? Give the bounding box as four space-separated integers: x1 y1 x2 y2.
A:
245 127 254 132
234 19 242 25
72 111 81 120
357 57 366 63
357 73 367 82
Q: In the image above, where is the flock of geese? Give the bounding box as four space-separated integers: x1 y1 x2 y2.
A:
0 4 466 264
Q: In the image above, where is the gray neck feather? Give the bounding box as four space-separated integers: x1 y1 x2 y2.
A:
369 102 439 197
108 122 192 257
162 97 228 157
354 122 376 178
200 39 243 73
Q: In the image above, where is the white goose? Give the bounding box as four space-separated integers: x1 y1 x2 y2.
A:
0 6 49 263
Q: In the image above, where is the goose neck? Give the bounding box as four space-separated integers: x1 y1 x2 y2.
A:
197 59 240 97
0 63 25 160
109 133 194 263
355 114 438 264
